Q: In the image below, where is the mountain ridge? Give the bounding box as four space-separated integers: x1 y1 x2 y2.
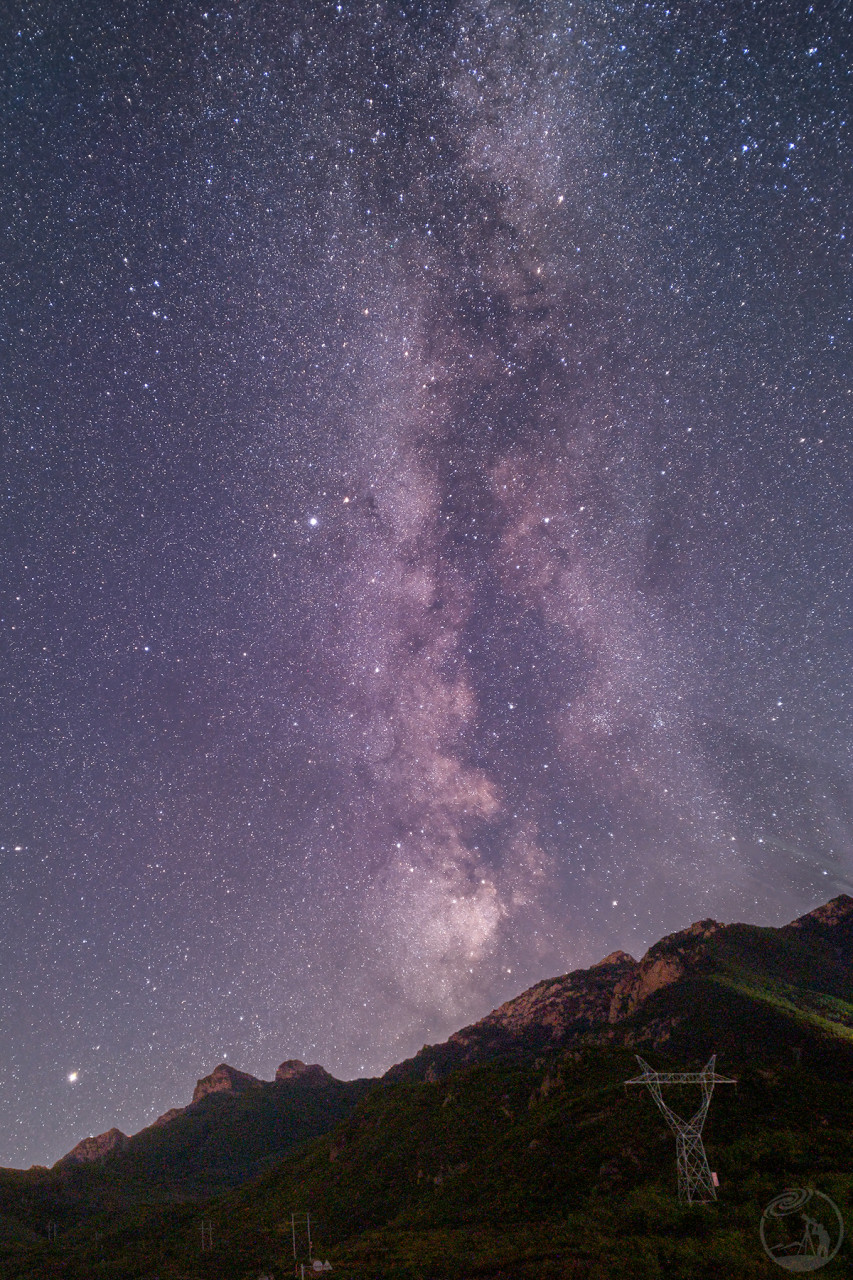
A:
384 894 853 1082
46 895 853 1167
49 1057 353 1175
1 895 852 1278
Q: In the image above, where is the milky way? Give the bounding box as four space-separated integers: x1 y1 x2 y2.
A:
2 1 852 1166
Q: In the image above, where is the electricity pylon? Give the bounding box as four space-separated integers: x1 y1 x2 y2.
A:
625 1054 736 1203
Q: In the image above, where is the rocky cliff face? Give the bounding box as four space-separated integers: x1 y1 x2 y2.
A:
191 1063 263 1104
151 1107 185 1128
385 920 723 1082
51 1056 356 1169
385 897 853 1082
476 950 638 1040
787 894 853 931
275 1059 334 1086
477 916 724 1036
607 918 723 1022
56 1127 129 1166
153 1059 338 1120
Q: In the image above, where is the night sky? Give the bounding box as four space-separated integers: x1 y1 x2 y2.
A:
2 0 852 1169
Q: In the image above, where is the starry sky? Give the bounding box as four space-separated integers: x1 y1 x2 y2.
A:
2 0 852 1168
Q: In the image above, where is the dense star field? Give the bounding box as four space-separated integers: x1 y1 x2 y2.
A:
1 0 851 1168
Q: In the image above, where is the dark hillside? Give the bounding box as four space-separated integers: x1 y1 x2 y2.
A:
40 1039 850 1279
0 1067 374 1252
1 897 851 1278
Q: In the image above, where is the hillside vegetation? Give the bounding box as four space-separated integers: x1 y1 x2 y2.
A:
1 897 851 1279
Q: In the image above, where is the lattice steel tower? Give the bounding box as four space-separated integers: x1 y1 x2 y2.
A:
625 1054 736 1203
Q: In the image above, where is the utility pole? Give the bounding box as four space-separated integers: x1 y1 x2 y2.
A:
291 1211 312 1275
625 1054 736 1203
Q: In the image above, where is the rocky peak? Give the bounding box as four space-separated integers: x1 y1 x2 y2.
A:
56 1127 128 1166
151 1107 185 1128
607 918 723 1023
441 950 640 1048
485 926 716 1040
644 919 723 958
191 1062 262 1104
788 894 853 930
593 950 637 968
275 1059 335 1086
